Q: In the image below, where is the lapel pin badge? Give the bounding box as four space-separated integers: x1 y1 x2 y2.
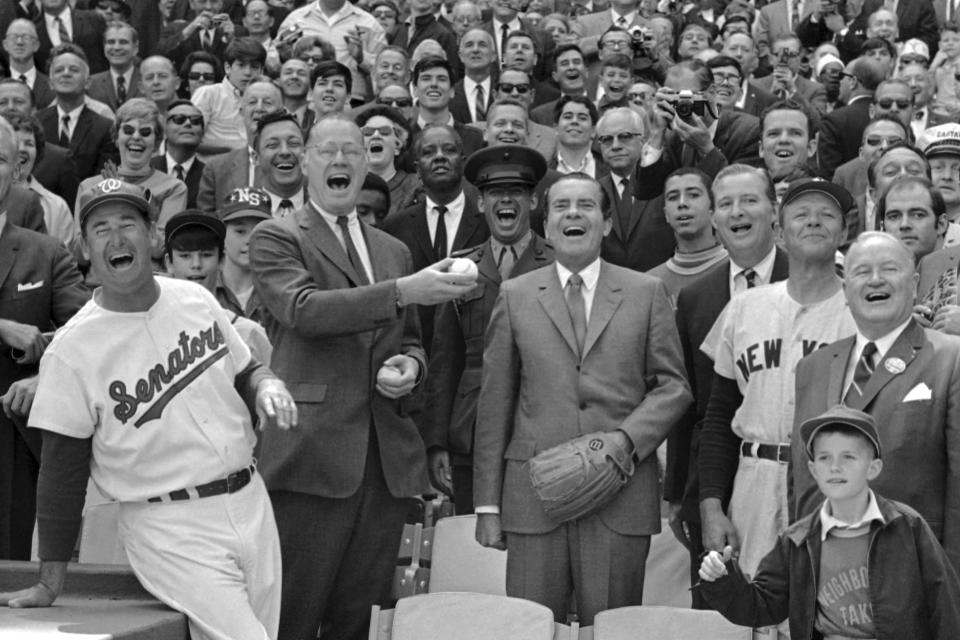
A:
884 357 906 375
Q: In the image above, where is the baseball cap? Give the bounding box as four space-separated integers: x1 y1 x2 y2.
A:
219 187 273 223
899 39 930 63
918 123 960 158
165 210 225 249
800 405 882 460
780 178 854 213
76 179 153 230
815 53 843 77
464 145 548 189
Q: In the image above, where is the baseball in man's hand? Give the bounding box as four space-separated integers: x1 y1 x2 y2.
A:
448 258 478 279
376 364 405 387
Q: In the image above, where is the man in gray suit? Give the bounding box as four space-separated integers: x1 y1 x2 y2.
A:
250 114 477 640
86 21 141 111
469 70 558 161
474 172 692 624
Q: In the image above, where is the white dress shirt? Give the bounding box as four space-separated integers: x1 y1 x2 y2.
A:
843 318 911 397
425 191 465 256
265 187 304 218
56 103 84 139
556 150 597 178
463 76 492 123
556 257 601 319
45 7 72 47
314 200 375 283
610 8 636 27
165 153 196 180
492 17 522 61
728 245 777 297
17 66 37 90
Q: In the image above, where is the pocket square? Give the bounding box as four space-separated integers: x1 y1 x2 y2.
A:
17 280 43 292
903 383 932 402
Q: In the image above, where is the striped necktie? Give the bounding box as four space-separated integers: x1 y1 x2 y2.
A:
844 342 877 405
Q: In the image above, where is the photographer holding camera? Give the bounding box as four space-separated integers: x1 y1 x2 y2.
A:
755 34 830 117
632 59 761 200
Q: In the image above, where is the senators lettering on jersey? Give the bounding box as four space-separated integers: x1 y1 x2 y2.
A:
109 322 228 427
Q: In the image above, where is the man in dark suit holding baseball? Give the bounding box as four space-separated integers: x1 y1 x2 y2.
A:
0 116 88 560
474 172 692 624
249 113 477 640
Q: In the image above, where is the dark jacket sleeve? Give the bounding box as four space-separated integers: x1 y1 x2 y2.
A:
698 373 743 502
915 513 960 634
36 431 92 561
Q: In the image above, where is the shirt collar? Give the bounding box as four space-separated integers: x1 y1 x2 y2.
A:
557 150 595 175
556 256 601 291
310 198 358 225
46 5 70 23
57 102 84 122
315 0 355 21
223 76 242 97
425 190 465 217
490 230 532 260
166 152 195 174
819 490 885 540
112 67 134 85
417 113 455 128
463 75 490 93
853 317 911 362
729 244 777 292
610 8 635 23
493 16 522 32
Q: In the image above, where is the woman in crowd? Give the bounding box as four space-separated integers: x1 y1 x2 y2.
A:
356 105 418 218
179 51 224 99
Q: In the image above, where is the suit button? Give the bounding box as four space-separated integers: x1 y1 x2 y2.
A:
576 365 581 372
579 402 587 410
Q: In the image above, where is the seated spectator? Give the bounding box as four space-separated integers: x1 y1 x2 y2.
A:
242 0 279 75
191 37 266 157
648 168 727 302
931 23 960 111
758 100 819 186
452 28 496 126
476 68 558 161
152 99 206 209
357 173 391 227
389 0 457 68
920 125 960 231
878 174 948 263
708 55 746 112
449 0 481 40
370 0 400 40
87 21 141 112
720 32 777 118
36 0 109 73
38 43 118 182
278 58 312 133
596 53 632 112
158 0 236 70
179 50 223 99
310 60 351 119
139 55 182 114
216 187 272 321
75 97 188 260
817 56 885 179
540 13 572 46
162 210 272 364
3 19 55 111
356 105 417 218
815 52 844 112
7 113 79 255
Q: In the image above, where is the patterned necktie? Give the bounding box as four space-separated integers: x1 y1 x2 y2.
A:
59 114 70 146
617 15 628 27
278 199 294 217
433 204 448 261
202 29 213 49
497 244 516 279
173 164 185 181
790 0 800 30
55 15 70 43
743 268 757 288
116 74 127 105
336 215 369 285
844 342 877 405
565 273 587 356
475 84 486 123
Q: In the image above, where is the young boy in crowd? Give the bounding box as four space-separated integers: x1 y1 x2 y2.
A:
217 188 272 322
164 210 272 366
697 405 960 639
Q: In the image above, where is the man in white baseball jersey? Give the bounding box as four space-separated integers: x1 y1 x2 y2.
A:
0 179 297 640
697 171 856 640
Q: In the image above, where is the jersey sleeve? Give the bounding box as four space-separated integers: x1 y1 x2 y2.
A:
29 350 97 439
702 298 740 380
204 288 253 373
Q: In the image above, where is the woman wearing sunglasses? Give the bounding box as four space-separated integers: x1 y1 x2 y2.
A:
355 105 417 218
75 98 188 263
179 51 225 99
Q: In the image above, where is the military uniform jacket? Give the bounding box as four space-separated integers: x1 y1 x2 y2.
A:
422 234 553 461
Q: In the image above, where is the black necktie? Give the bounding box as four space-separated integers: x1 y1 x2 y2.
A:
565 273 586 356
59 114 70 146
278 199 294 217
116 75 127 105
433 204 448 261
18 74 27 86
336 215 369 285
743 268 757 288
844 342 877 405
173 164 185 181
500 23 509 59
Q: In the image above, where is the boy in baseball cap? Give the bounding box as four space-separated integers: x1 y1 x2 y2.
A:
165 210 273 366
696 405 960 638
218 187 272 320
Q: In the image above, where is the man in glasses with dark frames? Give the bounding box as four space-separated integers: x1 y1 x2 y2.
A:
832 115 909 238
153 99 206 208
818 56 885 179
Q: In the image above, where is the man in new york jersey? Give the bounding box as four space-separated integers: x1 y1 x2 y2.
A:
697 172 856 640
0 179 297 640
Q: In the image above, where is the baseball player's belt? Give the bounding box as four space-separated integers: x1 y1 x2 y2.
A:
146 464 256 503
740 441 791 464
527 431 635 524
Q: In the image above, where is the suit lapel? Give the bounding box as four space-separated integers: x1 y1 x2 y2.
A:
582 263 623 359
411 204 435 264
855 321 925 410
0 224 19 289
297 207 365 286
511 234 552 277
828 337 855 405
71 108 94 153
537 269 580 358
452 198 481 250
623 195 652 241
602 176 624 241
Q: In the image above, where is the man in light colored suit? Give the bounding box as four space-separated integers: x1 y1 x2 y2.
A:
86 21 141 111
792 230 960 572
196 78 281 213
249 114 477 640
753 0 816 50
474 172 692 624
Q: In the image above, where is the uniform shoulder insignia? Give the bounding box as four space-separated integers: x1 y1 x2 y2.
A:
451 245 482 260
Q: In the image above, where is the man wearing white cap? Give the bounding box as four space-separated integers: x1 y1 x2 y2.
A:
814 52 843 112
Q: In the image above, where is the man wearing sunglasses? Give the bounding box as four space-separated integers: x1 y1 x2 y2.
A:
467 69 557 162
375 83 415 120
869 78 915 130
152 99 207 209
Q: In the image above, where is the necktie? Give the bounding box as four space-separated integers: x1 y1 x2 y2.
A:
202 29 212 49
116 75 127 105
59 114 70 146
173 164 185 181
500 23 509 58
433 204 448 261
18 74 27 85
844 342 877 405
474 84 486 123
336 215 369 285
497 245 516 279
790 0 799 30
55 15 70 44
743 268 757 288
565 274 587 356
617 15 627 27
618 176 630 202
278 199 294 217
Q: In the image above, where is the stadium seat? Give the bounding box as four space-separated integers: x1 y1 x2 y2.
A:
368 592 576 640
427 514 506 595
589 605 751 640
